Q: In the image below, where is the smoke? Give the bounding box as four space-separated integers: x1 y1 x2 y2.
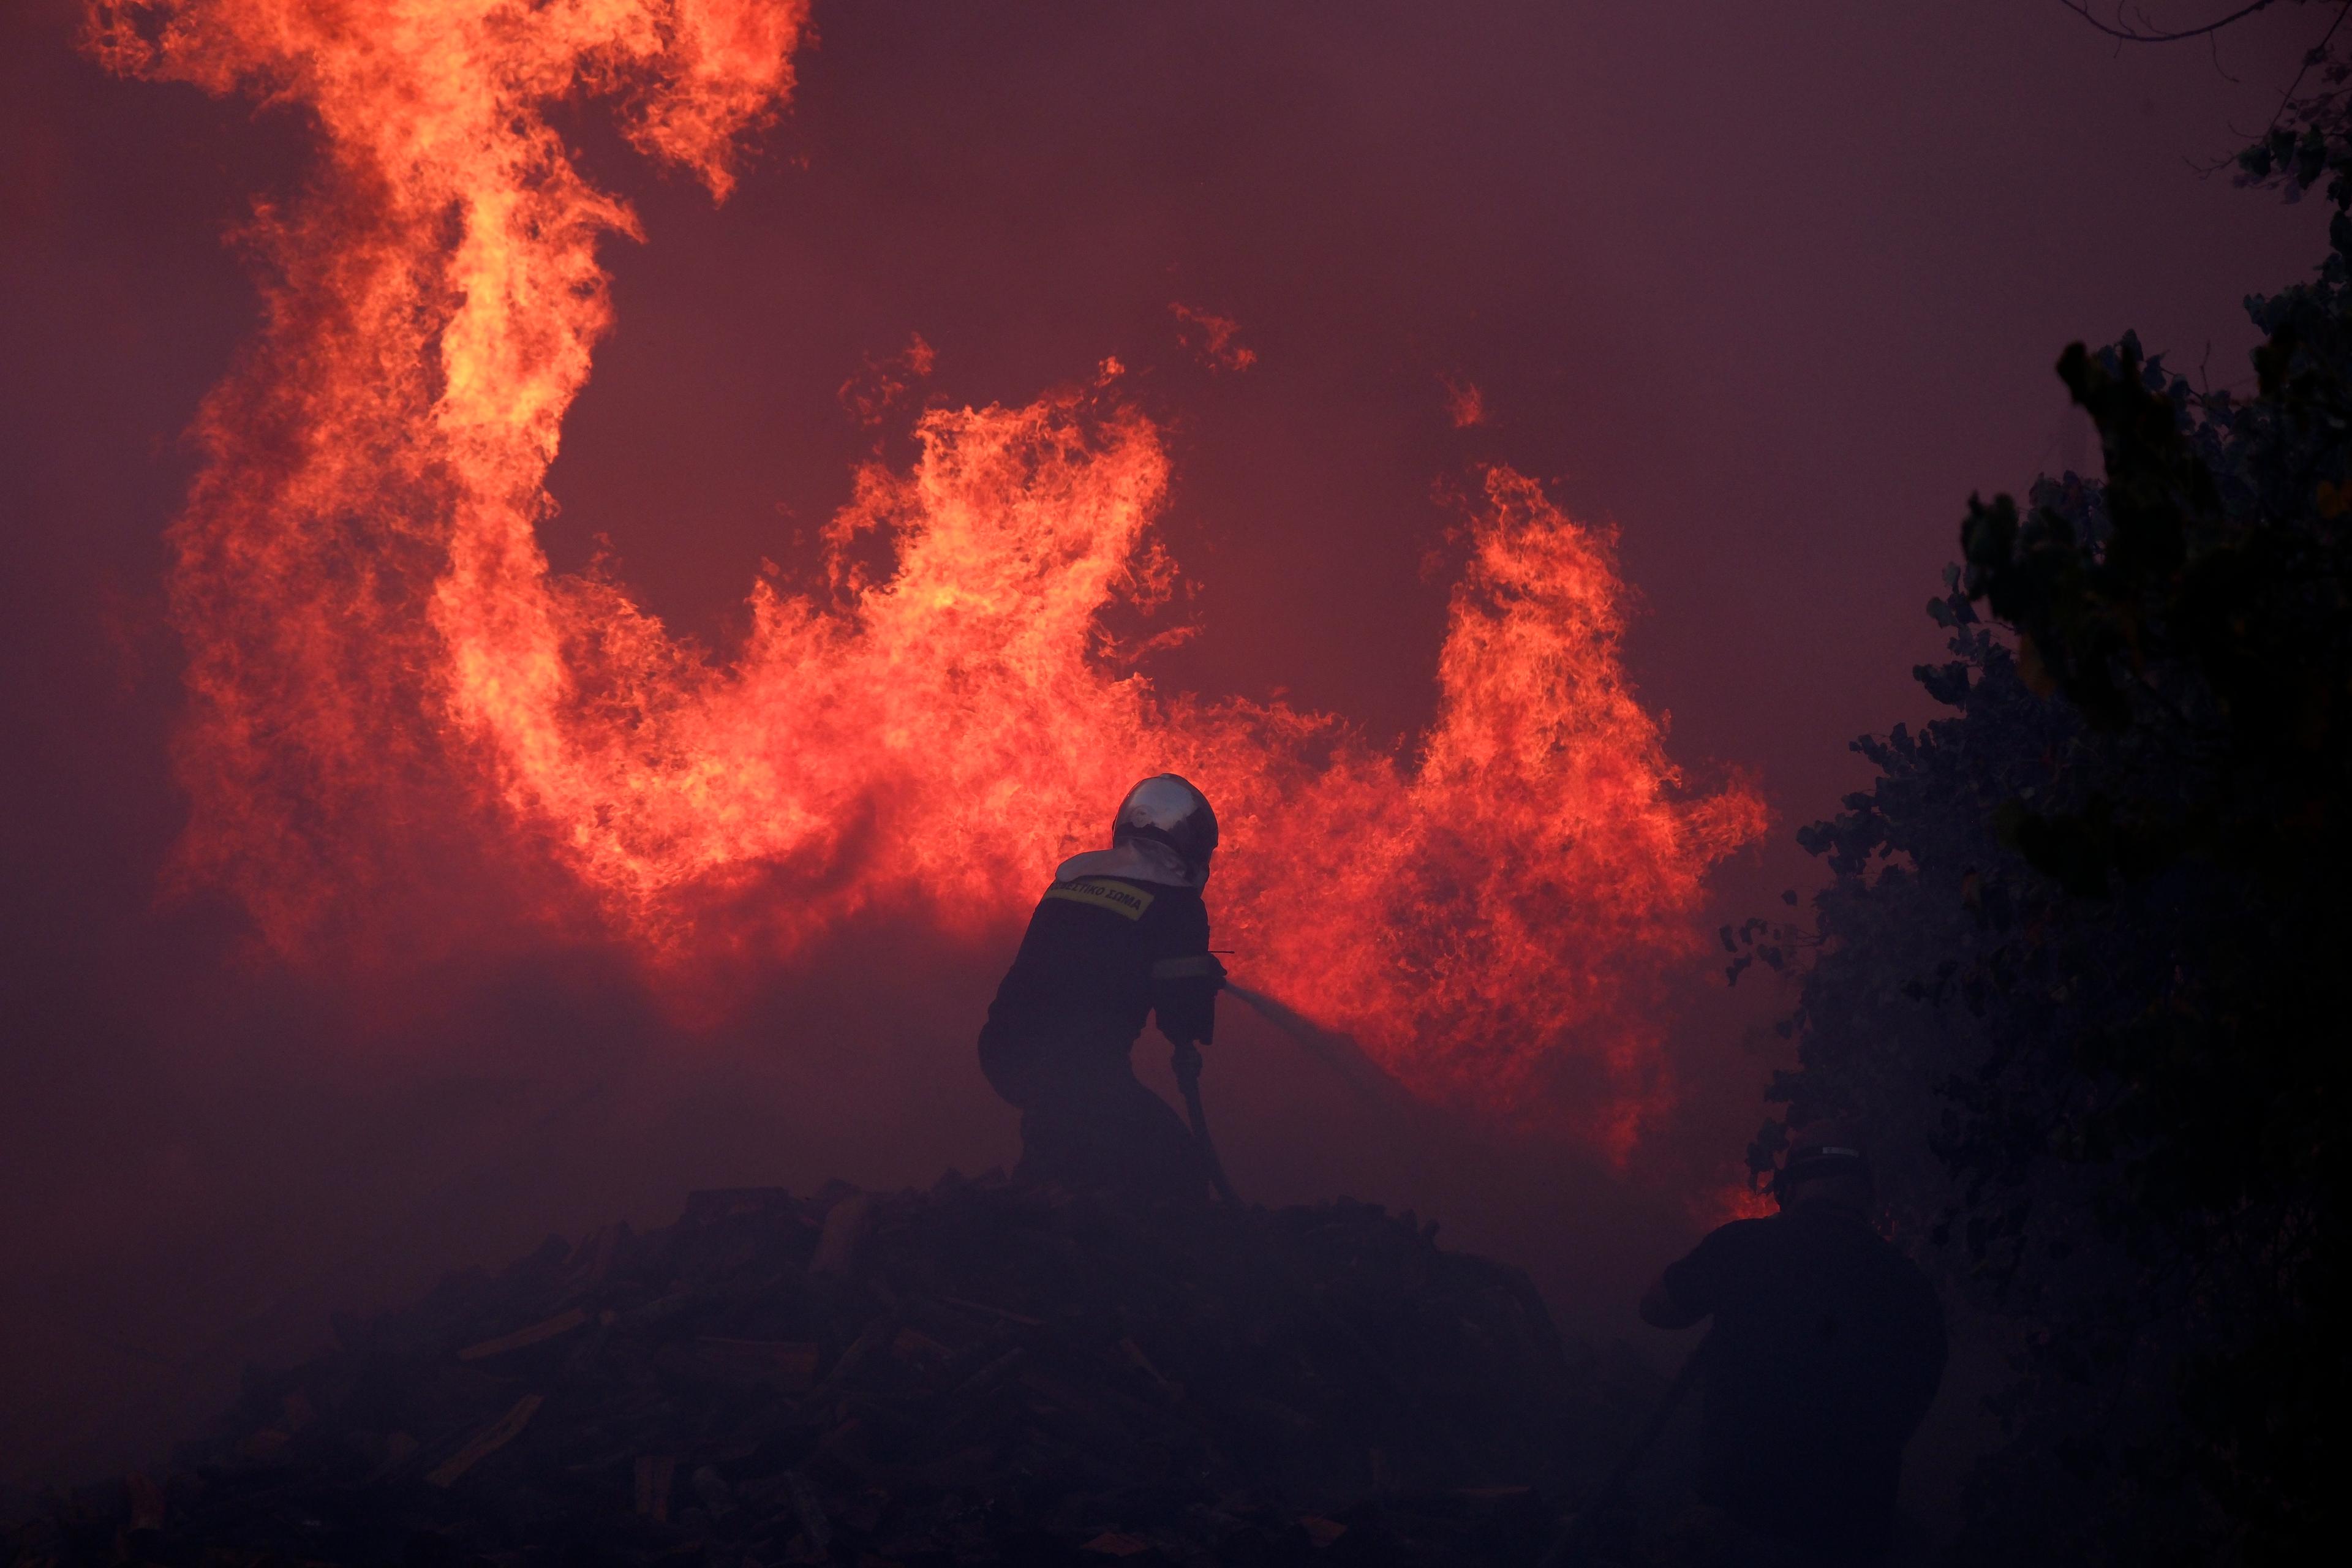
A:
88 0 1762 1148
3 0 1767 1490
0 918 1703 1487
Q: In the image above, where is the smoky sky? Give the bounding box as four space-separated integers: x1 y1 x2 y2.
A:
0 0 2332 1487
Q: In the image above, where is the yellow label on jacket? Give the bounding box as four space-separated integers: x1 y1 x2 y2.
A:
1044 877 1155 920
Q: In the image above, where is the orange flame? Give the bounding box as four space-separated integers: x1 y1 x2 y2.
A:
1441 371 1488 429
1168 303 1257 372
92 0 1764 1148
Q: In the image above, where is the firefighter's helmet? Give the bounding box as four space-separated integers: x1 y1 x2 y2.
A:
1771 1132 1872 1204
1112 774 1218 880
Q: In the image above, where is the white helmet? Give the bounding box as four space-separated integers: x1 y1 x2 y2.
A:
1112 774 1218 880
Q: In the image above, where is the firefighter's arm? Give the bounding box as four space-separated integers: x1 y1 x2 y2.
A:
1638 1272 1706 1329
1151 952 1226 1047
1641 1224 1740 1329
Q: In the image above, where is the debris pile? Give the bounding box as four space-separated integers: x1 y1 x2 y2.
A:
7 1175 1666 1566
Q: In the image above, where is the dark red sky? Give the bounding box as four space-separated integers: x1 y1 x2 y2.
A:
0 0 2332 1485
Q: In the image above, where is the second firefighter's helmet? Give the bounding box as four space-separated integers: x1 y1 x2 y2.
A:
1112 774 1219 881
1769 1128 1872 1205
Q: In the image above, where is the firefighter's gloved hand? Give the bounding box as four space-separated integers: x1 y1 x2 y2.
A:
1152 953 1227 987
1152 953 1226 1047
1169 1038 1205 1087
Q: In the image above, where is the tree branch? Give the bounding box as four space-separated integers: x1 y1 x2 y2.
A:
2265 1 2352 131
2059 0 2285 43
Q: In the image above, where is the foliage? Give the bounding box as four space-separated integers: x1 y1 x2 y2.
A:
1730 176 2352 1562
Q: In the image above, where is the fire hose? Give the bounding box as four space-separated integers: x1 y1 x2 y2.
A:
1172 979 1424 1208
1169 1020 1434 1434
1224 981 1417 1114
1169 1038 1240 1207
1534 1340 1709 1567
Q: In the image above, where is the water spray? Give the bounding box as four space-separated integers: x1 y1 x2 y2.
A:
1224 981 1419 1115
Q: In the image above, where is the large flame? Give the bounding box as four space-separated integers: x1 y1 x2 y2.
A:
92 0 1764 1149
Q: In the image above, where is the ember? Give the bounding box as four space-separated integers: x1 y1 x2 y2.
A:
9 1180 1667 1565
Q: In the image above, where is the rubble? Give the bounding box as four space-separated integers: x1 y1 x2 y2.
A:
6 1174 1670 1566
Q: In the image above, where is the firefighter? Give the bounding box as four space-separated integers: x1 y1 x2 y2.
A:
977 774 1227 1202
1637 1134 1947 1565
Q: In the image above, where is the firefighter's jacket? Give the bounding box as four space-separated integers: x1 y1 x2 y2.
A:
979 840 1223 1106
